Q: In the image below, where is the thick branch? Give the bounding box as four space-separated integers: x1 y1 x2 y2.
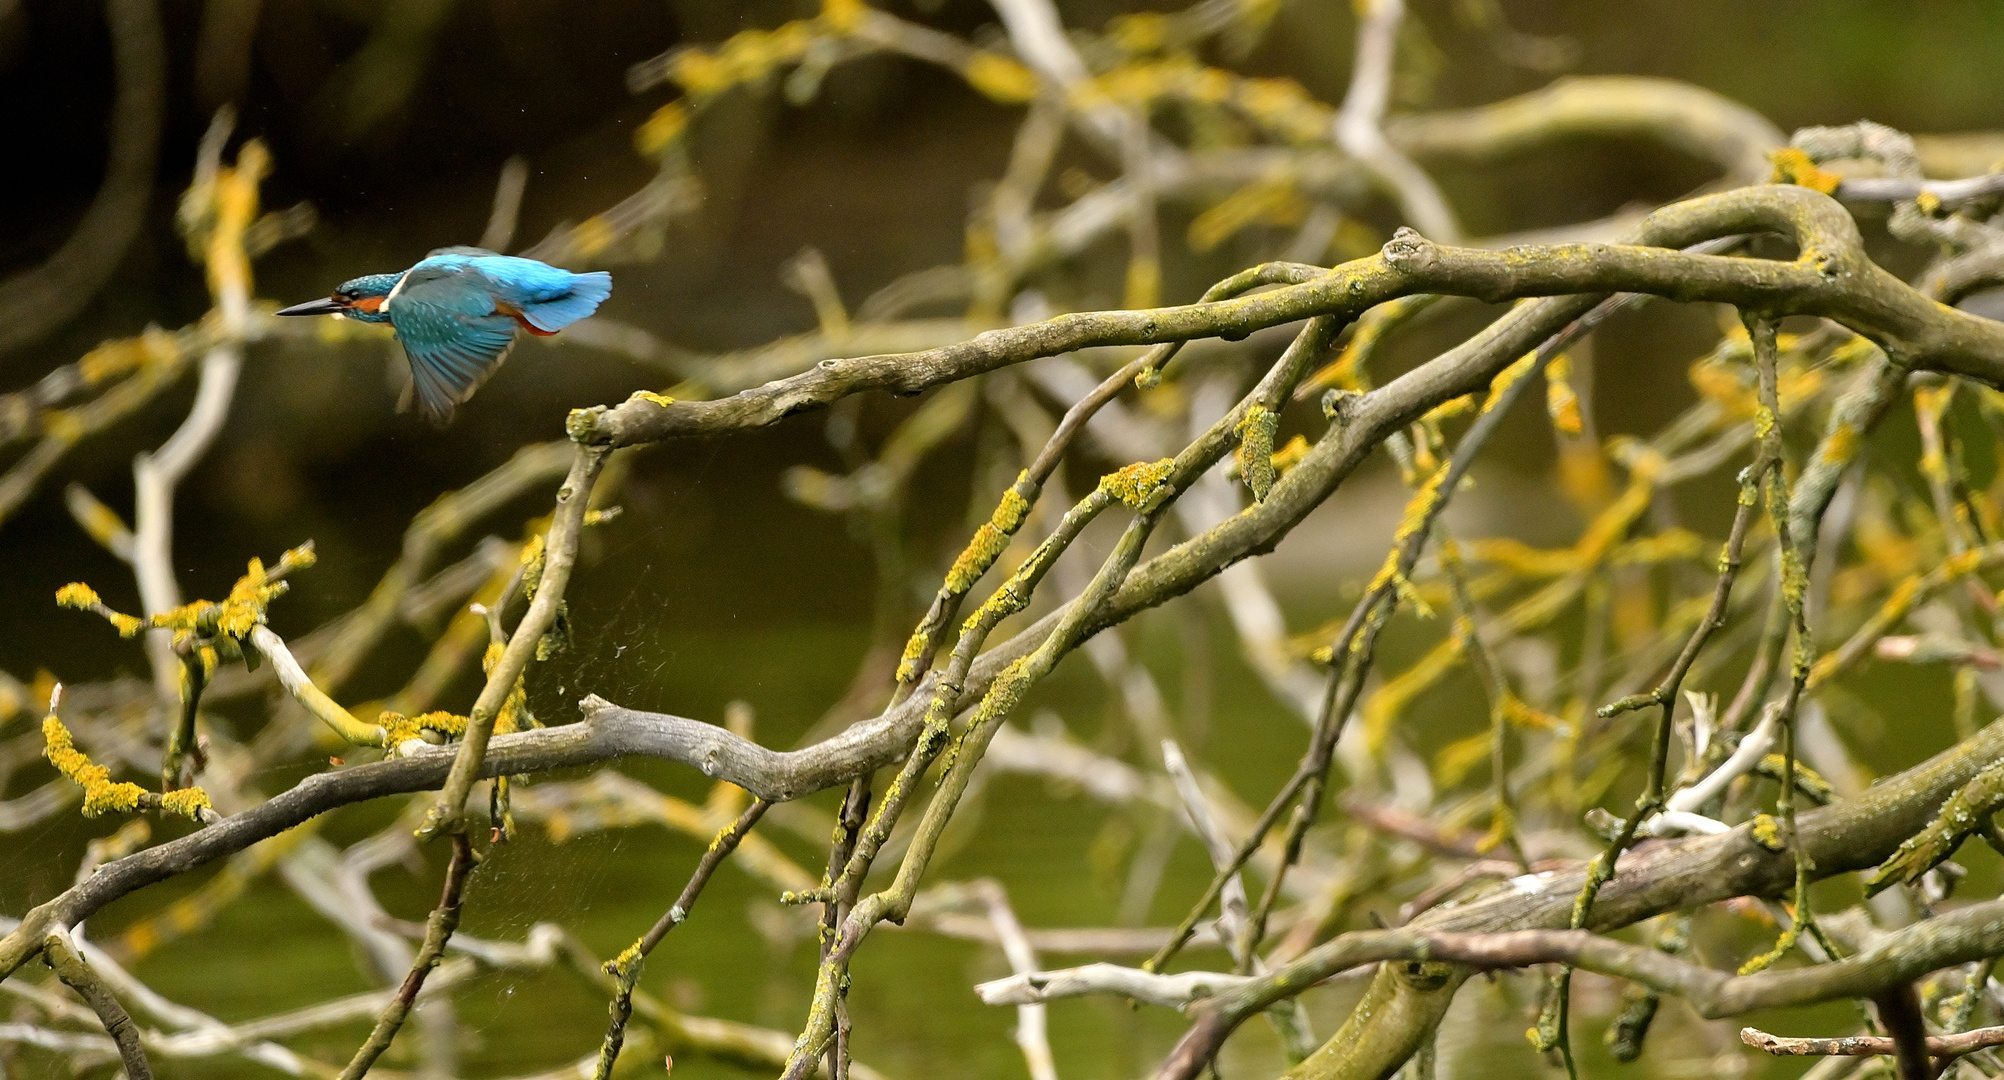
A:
574 186 2004 451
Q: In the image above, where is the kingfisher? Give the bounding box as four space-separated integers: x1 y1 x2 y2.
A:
277 247 612 424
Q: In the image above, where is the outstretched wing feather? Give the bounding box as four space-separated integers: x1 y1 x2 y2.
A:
401 315 517 424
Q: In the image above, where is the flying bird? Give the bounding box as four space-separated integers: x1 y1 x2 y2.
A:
277 247 612 424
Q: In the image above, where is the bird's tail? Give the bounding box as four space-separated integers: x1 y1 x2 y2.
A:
519 271 613 332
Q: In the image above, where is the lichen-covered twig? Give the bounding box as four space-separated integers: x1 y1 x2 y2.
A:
594 797 769 1080
424 445 605 837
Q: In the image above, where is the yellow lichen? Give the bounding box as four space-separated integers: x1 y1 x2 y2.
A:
634 102 689 156
992 481 1031 533
1363 464 1450 596
1480 354 1537 415
1817 421 1860 468
1752 403 1777 440
896 629 933 684
45 715 140 815
962 53 1039 103
1269 434 1310 477
962 580 1029 634
605 939 646 980
627 389 676 409
1234 405 1280 502
1100 458 1176 510
1544 353 1582 436
158 788 212 821
1767 148 1842 195
381 710 470 746
939 658 1035 776
945 525 1010 594
520 533 549 601
55 583 101 610
43 714 210 818
1738 919 1799 976
1749 813 1785 851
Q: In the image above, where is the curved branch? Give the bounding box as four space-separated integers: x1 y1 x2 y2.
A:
977 962 1254 1009
1387 76 1783 184
1158 899 2004 1029
0 0 164 357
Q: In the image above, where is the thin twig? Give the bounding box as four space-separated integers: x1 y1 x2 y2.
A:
44 931 154 1080
338 833 477 1080
595 798 770 1080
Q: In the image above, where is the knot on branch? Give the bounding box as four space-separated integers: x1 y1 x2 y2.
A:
567 405 610 445
1381 226 1438 271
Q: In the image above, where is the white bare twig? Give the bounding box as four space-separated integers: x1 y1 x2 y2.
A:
135 110 250 705
1162 739 1252 958
1665 702 1780 815
247 626 390 746
1332 0 1461 243
975 961 1253 1009
482 154 529 252
974 880 1058 1080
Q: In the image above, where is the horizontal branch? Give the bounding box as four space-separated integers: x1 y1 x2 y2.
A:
0 706 731 979
1387 75 1782 183
1743 1023 2004 1059
976 963 1255 1009
1207 898 2004 1018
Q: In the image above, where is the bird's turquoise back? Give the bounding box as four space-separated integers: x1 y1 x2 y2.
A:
402 251 612 331
385 249 614 422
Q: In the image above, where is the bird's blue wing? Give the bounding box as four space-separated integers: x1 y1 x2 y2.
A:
399 315 517 424
388 259 520 424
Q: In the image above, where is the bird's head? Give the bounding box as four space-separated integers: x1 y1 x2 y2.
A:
275 273 402 324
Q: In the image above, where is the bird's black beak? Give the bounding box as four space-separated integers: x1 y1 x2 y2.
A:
275 297 345 317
